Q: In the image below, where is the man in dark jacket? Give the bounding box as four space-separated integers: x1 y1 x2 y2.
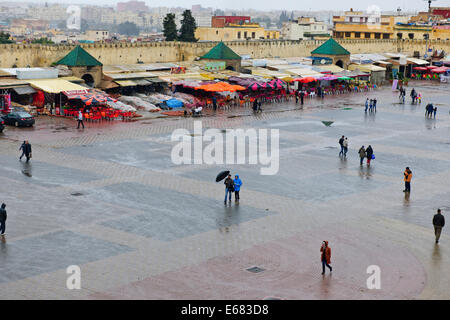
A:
0 203 6 235
433 209 445 243
366 145 373 165
19 141 26 160
338 136 345 156
224 174 234 205
23 140 32 162
252 99 258 112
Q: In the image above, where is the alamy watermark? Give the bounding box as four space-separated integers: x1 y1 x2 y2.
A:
66 6 81 30
366 265 381 289
171 121 279 175
66 265 81 290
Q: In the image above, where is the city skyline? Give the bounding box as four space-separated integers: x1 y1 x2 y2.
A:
5 0 450 12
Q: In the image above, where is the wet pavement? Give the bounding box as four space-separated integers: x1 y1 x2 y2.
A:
1 81 450 299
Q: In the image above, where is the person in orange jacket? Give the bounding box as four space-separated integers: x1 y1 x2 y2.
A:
403 167 412 193
320 241 332 275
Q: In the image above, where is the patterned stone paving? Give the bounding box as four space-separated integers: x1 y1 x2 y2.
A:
1 82 450 299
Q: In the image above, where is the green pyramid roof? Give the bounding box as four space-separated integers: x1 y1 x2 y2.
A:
54 45 103 67
311 38 350 56
201 42 241 60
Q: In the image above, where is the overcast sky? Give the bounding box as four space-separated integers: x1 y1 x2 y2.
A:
10 0 450 12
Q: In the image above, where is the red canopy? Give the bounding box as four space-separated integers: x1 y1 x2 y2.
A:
431 67 449 74
413 67 427 71
291 77 317 83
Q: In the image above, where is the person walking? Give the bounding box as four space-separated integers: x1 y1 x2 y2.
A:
366 145 373 166
252 99 258 112
373 98 377 112
365 98 369 112
19 140 26 161
233 174 242 203
300 90 304 105
410 88 416 104
23 140 32 162
0 203 6 235
212 96 217 111
403 167 412 193
77 110 85 129
295 90 299 104
343 137 348 157
433 209 445 244
339 135 345 156
224 174 234 205
369 99 373 112
359 145 366 166
434 106 437 118
320 241 332 275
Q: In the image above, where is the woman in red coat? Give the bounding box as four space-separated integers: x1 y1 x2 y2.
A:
320 241 332 275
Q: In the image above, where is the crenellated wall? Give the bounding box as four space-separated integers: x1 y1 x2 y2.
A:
0 39 449 68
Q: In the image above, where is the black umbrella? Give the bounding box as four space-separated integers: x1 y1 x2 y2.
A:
216 170 230 182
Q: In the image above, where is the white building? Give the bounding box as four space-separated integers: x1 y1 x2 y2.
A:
282 17 330 40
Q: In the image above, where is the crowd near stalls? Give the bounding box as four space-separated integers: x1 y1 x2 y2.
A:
1 42 447 121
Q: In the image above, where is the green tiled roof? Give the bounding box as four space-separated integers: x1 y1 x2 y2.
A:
311 38 350 56
54 45 103 66
201 42 241 60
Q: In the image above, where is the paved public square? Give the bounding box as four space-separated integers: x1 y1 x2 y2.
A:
1 81 450 299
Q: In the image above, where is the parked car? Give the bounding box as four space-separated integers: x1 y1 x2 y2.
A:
0 118 4 132
1 111 35 127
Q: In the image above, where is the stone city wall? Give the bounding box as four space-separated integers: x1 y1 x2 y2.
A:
0 39 448 68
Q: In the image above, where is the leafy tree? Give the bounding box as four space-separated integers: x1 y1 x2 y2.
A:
117 21 139 36
0 32 13 44
31 37 54 44
179 10 197 42
163 13 178 41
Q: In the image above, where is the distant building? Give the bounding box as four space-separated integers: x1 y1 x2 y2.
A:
195 16 279 41
394 7 450 40
211 16 251 28
282 17 330 40
193 15 212 27
117 1 149 13
431 7 450 19
333 8 409 40
9 19 48 35
85 30 110 42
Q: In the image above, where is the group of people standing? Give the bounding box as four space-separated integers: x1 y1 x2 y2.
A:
425 103 437 118
364 98 377 112
337 136 374 165
338 136 349 157
224 174 243 205
358 145 374 166
410 88 422 104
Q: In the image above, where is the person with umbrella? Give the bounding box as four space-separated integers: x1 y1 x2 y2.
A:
224 174 234 205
